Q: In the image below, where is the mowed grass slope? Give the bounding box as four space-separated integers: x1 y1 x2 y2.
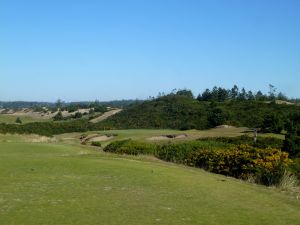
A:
0 142 299 225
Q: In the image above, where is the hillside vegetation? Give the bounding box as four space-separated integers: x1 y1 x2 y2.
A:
1 97 298 136
102 92 300 132
0 87 299 168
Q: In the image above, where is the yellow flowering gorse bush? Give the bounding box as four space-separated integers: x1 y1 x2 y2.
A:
187 144 292 185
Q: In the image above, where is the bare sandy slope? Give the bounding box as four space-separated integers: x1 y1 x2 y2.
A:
60 109 90 117
1 108 92 120
6 109 53 119
90 109 123 123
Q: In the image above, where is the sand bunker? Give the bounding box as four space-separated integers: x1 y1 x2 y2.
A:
215 125 236 129
148 136 170 141
175 134 189 139
89 135 114 142
30 136 54 143
81 134 117 143
148 134 188 141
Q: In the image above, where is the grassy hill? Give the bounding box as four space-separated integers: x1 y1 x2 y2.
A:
101 95 209 130
0 140 299 225
102 94 300 131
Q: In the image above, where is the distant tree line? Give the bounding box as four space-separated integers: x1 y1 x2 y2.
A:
0 101 53 110
196 84 289 102
151 85 299 103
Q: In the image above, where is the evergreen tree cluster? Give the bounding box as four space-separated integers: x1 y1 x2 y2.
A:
196 84 288 102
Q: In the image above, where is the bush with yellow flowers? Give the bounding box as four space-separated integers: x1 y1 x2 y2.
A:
186 144 292 186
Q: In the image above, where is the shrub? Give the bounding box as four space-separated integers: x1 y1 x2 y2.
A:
199 135 283 149
105 133 118 137
91 141 102 147
15 117 22 124
53 111 63 121
207 107 228 127
261 113 284 133
186 144 292 186
289 158 300 179
278 170 298 190
94 105 107 113
282 134 300 157
156 141 230 164
73 112 83 119
104 139 156 155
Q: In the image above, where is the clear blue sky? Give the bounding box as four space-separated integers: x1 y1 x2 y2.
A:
1 0 299 101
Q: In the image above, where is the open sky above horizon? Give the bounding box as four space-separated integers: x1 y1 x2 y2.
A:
1 0 300 102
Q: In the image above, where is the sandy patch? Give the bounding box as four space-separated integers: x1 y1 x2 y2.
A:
90 109 123 123
175 134 188 139
6 108 54 119
1 107 95 120
30 136 54 143
81 134 117 143
60 109 91 117
215 125 236 129
148 134 188 141
89 135 114 142
275 100 294 105
76 109 90 114
148 136 170 141
6 109 15 114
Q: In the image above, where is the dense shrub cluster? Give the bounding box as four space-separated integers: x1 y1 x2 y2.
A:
199 135 283 149
283 134 300 158
186 145 291 186
102 94 300 132
290 158 300 179
104 139 156 155
91 141 102 147
156 141 230 164
102 95 210 130
104 140 229 159
104 139 293 186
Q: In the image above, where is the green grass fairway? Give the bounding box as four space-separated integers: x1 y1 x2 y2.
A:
0 142 299 225
56 127 252 146
94 127 251 140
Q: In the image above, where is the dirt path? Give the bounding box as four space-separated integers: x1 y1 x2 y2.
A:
90 109 122 123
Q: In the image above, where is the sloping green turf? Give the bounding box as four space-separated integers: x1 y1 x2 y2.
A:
0 142 299 225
